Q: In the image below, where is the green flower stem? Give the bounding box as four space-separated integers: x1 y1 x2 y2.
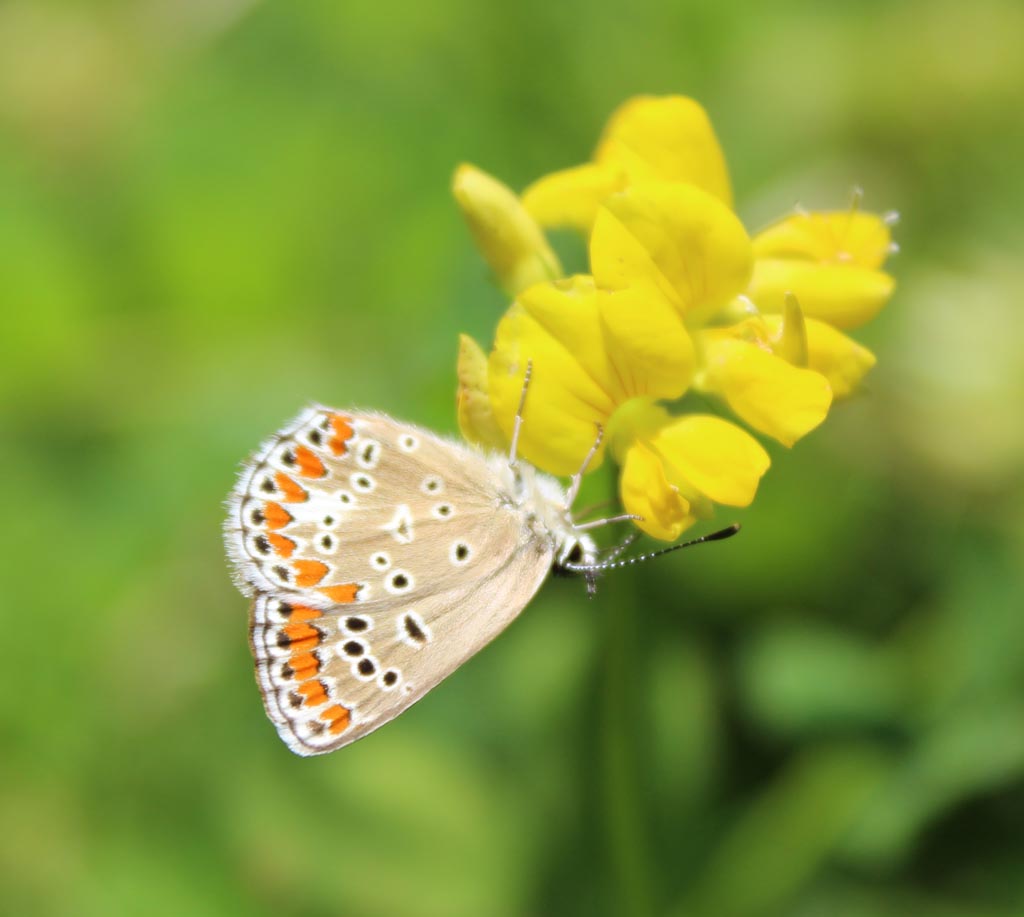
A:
600 505 655 917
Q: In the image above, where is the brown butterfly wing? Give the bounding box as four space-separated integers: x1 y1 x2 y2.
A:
226 407 555 754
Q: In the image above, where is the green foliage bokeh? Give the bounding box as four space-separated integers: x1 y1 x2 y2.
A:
2 1 1023 915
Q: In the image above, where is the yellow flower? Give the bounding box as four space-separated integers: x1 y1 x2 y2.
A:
611 402 770 541
453 96 899 542
749 205 897 330
522 95 732 232
588 184 833 447
745 204 895 396
451 163 562 297
694 310 833 448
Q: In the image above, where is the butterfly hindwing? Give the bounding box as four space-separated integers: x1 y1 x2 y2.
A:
250 538 552 754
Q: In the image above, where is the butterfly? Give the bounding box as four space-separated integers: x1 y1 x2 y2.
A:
224 397 738 756
223 398 616 755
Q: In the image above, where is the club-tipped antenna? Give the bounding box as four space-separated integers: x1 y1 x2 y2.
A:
563 523 741 574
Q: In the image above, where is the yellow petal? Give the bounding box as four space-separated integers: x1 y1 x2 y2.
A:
698 335 833 446
752 210 892 270
596 183 753 319
598 286 696 402
452 163 562 297
763 316 877 399
488 279 615 476
651 415 771 507
456 334 507 450
522 163 624 233
595 95 733 207
619 439 696 541
589 206 680 305
749 258 895 330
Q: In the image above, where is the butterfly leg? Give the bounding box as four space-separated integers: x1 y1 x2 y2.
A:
584 532 640 597
575 512 643 532
507 360 533 469
601 532 639 564
565 424 604 511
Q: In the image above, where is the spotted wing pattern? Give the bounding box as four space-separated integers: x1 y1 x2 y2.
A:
225 407 555 755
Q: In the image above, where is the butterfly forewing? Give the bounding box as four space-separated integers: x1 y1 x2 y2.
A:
227 407 556 755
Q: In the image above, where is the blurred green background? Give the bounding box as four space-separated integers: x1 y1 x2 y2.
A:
3 1 1023 915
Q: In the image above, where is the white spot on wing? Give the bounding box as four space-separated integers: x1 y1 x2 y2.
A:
449 541 473 566
382 505 415 544
315 533 337 555
384 569 414 595
397 610 432 648
351 472 375 493
352 654 379 681
421 475 444 495
356 439 381 469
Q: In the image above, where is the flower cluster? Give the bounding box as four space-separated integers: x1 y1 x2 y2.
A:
453 96 896 540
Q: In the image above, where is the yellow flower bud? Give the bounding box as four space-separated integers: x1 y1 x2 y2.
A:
456 334 507 451
451 163 562 298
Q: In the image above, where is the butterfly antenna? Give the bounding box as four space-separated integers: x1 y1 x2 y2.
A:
508 360 533 469
564 524 741 573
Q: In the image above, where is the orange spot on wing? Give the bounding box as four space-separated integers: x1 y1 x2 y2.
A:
294 445 326 478
322 704 351 735
274 473 308 503
282 623 321 652
293 560 329 587
263 502 292 530
267 534 296 558
288 652 320 680
285 604 321 623
318 583 361 604
329 415 354 456
297 680 329 707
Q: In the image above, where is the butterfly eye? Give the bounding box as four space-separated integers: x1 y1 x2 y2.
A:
566 543 584 564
